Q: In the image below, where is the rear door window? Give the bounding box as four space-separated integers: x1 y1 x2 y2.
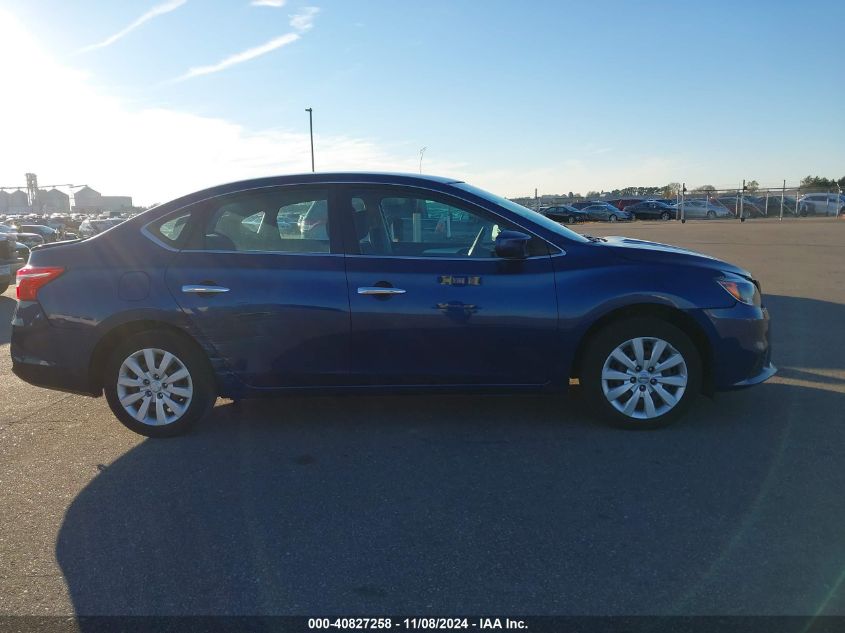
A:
201 188 330 253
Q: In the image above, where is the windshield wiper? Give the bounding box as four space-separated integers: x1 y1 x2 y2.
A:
583 235 607 243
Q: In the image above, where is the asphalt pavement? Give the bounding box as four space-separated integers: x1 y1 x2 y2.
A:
1 217 844 616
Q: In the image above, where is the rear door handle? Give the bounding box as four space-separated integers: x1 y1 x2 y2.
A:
182 284 230 294
357 287 406 296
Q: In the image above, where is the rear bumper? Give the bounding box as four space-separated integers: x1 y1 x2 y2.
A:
11 360 99 396
10 300 100 396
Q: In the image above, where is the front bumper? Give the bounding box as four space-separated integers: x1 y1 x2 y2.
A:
730 361 777 388
699 302 776 390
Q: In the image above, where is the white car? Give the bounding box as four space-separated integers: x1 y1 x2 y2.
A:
797 193 845 216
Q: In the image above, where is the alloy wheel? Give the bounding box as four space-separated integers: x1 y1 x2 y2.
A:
116 348 194 426
600 337 688 420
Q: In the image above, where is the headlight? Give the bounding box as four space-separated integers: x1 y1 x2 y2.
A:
717 274 760 306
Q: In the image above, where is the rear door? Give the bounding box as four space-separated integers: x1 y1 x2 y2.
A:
161 185 350 389
338 185 560 386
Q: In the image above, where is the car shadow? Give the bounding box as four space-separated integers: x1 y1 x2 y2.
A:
54 294 845 616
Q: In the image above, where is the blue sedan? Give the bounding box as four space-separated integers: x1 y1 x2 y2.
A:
11 173 775 436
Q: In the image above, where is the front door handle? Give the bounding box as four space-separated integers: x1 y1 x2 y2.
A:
182 284 230 294
357 286 406 296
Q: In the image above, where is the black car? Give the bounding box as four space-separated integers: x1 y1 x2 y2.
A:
623 200 677 221
20 224 59 243
540 205 585 224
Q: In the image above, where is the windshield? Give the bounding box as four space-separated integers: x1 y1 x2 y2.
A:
454 182 590 244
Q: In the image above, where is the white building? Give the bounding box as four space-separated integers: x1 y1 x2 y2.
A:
73 186 133 212
8 190 29 213
37 188 70 213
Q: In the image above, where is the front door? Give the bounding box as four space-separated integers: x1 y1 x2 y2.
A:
162 185 349 389
339 186 560 386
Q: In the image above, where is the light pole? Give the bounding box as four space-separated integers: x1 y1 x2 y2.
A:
305 107 314 172
419 147 427 174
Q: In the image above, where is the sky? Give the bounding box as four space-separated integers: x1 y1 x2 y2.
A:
1 0 843 205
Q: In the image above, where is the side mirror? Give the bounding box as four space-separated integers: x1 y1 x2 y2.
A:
494 230 531 259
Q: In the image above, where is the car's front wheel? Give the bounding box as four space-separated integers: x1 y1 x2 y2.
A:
104 329 216 437
660 211 671 221
609 215 618 222
581 318 702 429
567 215 576 224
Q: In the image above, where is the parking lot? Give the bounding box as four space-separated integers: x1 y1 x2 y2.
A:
0 217 843 616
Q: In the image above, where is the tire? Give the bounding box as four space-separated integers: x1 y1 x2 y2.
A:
567 215 576 225
660 212 670 221
581 317 702 430
0 282 9 294
706 210 715 219
609 215 618 222
104 329 216 437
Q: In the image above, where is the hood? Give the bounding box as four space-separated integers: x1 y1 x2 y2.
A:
598 236 752 278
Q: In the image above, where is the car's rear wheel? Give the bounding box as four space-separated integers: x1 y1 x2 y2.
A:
104 330 216 437
660 211 670 221
581 318 702 429
706 210 716 219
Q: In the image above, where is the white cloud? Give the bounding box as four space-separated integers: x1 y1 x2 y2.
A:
80 0 187 52
172 32 300 82
251 0 286 6
0 8 696 208
290 6 320 32
0 9 463 206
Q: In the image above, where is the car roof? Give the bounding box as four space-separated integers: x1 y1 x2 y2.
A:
212 172 461 191
153 173 467 213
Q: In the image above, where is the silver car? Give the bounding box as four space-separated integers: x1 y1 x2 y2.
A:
671 199 733 219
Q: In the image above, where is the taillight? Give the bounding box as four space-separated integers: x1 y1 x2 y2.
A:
16 265 64 301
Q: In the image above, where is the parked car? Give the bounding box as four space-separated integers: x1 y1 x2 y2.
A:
78 218 125 238
671 199 733 219
716 197 766 218
607 198 644 211
11 173 775 437
0 238 27 292
0 238 15 293
297 199 329 239
0 225 45 249
580 203 633 222
623 200 677 221
797 193 845 216
13 242 30 263
540 205 586 224
20 224 60 243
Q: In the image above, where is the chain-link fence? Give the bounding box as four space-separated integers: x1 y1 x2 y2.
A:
512 183 845 224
